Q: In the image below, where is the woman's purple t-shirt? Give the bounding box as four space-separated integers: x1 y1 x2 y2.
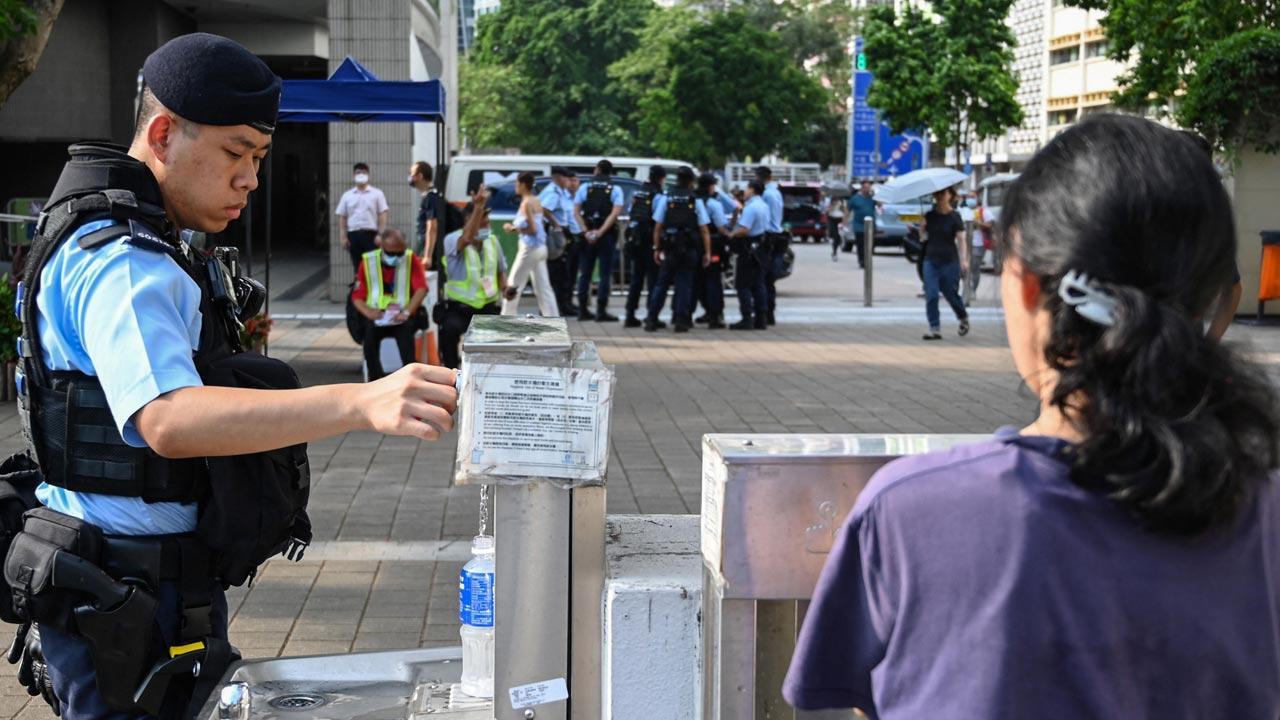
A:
784 428 1280 719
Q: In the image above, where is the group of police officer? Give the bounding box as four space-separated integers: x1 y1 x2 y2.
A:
558 163 788 332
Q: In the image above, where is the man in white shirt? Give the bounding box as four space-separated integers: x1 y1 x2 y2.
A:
336 161 389 270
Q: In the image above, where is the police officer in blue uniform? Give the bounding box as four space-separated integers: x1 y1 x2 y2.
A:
756 165 786 326
693 173 732 329
573 160 626 321
540 166 579 317
728 180 771 330
4 34 458 719
624 166 665 329
645 167 711 333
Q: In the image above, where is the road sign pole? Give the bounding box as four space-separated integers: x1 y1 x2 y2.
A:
873 111 882 182
864 216 875 308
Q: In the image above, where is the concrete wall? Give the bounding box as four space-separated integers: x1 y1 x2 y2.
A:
327 0 415 300
1230 149 1280 316
0 0 113 141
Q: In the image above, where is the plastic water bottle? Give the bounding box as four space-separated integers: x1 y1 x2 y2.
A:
458 535 495 698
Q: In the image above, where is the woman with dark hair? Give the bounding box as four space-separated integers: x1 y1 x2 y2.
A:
784 114 1280 718
501 171 558 316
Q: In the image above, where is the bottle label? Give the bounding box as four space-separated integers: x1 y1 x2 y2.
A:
459 568 494 627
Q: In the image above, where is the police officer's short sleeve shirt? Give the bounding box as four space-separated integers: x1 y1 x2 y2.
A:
537 184 567 226
738 197 770 237
706 199 728 231
34 219 204 535
651 194 710 226
764 183 784 233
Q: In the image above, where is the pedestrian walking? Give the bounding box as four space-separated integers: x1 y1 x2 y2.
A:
336 161 389 271
501 172 558 317
625 166 665 328
920 188 970 340
574 159 626 321
728 180 771 330
848 180 876 268
826 192 846 261
757 165 786 326
785 113 1280 720
351 229 428 380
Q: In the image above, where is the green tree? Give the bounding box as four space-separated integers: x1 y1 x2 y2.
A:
612 9 830 167
462 0 653 154
0 0 64 111
863 0 1022 167
1071 0 1280 159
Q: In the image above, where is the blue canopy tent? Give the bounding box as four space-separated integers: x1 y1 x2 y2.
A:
252 57 447 310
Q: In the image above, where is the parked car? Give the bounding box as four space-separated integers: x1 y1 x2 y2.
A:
875 192 935 263
780 185 826 243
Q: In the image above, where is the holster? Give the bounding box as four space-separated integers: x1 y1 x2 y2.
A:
4 509 229 716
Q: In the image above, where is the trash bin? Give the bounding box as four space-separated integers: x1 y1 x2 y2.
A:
1257 230 1280 319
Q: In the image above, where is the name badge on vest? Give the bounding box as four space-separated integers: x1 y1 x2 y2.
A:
481 276 496 296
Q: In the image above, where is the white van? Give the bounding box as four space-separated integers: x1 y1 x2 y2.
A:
442 154 694 205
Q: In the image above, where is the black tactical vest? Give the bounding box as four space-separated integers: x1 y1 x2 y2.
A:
664 188 699 233
582 176 615 229
629 184 658 225
18 143 310 587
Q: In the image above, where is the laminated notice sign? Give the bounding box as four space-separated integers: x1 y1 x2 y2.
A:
456 362 613 485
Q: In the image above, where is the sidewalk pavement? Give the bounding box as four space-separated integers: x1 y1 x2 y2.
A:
0 244 1277 717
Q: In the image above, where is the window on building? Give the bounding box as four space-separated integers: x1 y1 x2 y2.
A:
1081 104 1113 116
1052 0 1068 6
1085 40 1109 58
1050 46 1080 65
1047 109 1078 126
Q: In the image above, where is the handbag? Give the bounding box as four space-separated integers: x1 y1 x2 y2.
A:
547 225 567 261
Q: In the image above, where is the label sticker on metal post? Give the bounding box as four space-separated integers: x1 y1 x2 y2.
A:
457 363 614 485
509 677 569 710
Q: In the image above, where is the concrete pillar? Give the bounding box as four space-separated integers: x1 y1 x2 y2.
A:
327 0 414 301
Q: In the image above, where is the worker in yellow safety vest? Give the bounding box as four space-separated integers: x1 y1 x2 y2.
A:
436 185 508 368
352 228 428 379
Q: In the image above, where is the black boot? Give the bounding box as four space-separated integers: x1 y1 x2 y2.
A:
729 319 755 330
766 312 776 326
624 313 642 328
643 319 658 332
578 307 596 321
706 315 726 329
596 306 619 322
695 313 710 324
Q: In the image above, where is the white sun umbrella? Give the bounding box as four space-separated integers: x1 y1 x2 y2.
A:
873 167 969 204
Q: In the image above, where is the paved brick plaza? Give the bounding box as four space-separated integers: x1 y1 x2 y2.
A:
0 245 1276 717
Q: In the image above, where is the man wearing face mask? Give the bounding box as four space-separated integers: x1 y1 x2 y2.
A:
352 228 429 380
438 186 508 369
336 162 390 271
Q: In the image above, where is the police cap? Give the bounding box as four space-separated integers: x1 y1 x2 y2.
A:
551 166 575 178
143 33 281 135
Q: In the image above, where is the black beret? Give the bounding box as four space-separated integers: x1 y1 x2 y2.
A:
551 166 573 177
143 33 281 134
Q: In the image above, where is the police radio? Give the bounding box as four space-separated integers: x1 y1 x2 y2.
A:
206 247 267 332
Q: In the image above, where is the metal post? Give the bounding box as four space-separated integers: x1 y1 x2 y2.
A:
872 111 881 182
863 216 874 307
569 486 605 720
495 483 571 720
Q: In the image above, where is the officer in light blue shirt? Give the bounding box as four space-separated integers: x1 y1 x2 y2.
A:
756 165 787 326
693 173 732 328
13 33 462 717
542 166 580 314
645 167 711 332
573 160 627 321
727 179 771 330
651 192 711 228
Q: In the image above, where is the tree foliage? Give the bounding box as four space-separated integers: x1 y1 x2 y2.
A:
0 0 63 112
1071 0 1280 156
462 0 653 154
461 0 849 166
1177 28 1280 162
863 0 1022 163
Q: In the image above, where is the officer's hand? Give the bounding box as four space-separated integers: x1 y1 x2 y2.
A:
360 364 457 441
9 624 57 713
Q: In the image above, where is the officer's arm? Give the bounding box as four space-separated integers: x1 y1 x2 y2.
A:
573 203 588 236
701 226 712 258
135 369 457 458
652 222 664 250
599 203 623 235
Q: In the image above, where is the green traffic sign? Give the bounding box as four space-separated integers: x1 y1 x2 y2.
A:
856 52 867 71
